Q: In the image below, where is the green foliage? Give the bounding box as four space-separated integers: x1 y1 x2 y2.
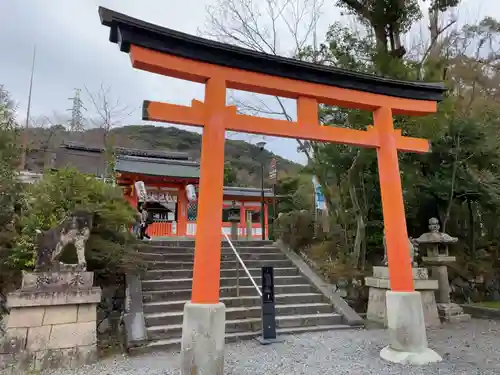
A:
0 86 23 291
274 211 314 251
275 173 314 213
292 3 500 279
223 162 237 185
12 167 139 274
336 0 422 34
0 87 22 227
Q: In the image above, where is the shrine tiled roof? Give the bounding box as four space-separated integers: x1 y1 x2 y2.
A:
222 186 274 198
115 154 200 179
62 142 190 160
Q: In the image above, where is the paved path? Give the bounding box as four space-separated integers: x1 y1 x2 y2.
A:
43 319 500 375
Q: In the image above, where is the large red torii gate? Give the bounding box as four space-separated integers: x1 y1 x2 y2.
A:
99 6 445 371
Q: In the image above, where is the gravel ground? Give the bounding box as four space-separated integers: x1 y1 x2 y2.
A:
43 319 500 375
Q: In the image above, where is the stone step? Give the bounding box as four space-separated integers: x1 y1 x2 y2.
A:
142 284 315 303
139 252 287 263
145 259 294 270
145 303 335 327
142 267 299 281
141 275 307 291
138 240 274 248
142 293 326 314
130 324 355 355
137 246 282 255
147 313 343 340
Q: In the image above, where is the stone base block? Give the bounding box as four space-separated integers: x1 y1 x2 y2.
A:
21 268 94 290
422 256 456 265
372 266 429 280
181 302 226 375
437 303 471 323
381 291 442 365
0 271 101 374
366 268 440 327
380 346 443 365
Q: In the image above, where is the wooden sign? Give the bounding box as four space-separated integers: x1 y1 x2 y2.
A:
269 158 277 181
146 189 178 203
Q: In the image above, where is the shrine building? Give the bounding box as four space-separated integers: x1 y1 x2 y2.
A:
48 142 273 239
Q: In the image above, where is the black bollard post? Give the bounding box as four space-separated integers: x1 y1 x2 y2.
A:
256 266 284 345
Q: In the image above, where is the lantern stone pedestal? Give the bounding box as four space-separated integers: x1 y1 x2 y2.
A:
227 201 240 241
423 255 471 323
365 266 441 328
416 218 470 323
0 265 101 374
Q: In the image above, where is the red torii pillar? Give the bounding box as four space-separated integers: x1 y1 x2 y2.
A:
99 6 445 372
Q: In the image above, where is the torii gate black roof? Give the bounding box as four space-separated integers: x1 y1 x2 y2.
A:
98 6 446 102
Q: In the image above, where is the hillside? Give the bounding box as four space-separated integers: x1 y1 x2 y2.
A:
26 124 301 187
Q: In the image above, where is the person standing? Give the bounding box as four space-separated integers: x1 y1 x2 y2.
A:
133 202 142 238
139 203 152 240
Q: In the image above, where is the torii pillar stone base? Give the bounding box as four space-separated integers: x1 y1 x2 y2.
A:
181 302 226 375
380 291 442 365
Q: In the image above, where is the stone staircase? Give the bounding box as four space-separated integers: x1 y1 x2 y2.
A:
133 240 359 353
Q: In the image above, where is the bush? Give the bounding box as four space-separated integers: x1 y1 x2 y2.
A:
274 210 314 251
11 167 140 276
0 86 24 292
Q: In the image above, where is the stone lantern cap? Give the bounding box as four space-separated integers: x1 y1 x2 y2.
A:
227 201 240 223
414 217 458 245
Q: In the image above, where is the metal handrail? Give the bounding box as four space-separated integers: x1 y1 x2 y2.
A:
222 231 262 297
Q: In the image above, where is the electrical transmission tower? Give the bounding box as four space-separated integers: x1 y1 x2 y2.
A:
67 88 86 132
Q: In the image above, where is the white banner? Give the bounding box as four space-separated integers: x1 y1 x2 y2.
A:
186 184 197 202
312 176 326 211
134 181 147 202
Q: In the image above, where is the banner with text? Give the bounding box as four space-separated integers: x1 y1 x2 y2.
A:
312 176 326 211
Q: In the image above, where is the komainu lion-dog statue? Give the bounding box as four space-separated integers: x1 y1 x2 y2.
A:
34 209 95 271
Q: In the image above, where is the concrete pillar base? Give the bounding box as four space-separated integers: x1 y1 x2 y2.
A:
380 291 442 365
380 346 443 365
181 302 226 375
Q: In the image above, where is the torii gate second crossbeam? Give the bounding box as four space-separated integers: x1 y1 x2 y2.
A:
99 6 446 372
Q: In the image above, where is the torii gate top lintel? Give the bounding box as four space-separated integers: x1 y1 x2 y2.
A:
99 6 447 301
99 7 445 114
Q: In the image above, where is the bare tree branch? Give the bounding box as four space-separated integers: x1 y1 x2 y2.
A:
84 84 136 180
84 84 135 133
204 0 324 161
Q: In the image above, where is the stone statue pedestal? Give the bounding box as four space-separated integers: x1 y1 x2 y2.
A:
423 256 471 323
365 266 440 327
0 265 102 373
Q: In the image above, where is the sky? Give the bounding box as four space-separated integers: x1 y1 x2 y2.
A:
0 0 498 164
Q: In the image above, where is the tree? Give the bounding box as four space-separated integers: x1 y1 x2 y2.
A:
85 84 134 181
224 162 238 185
206 0 500 277
204 0 323 151
12 167 139 275
204 0 336 215
275 172 314 213
0 86 22 227
0 86 24 292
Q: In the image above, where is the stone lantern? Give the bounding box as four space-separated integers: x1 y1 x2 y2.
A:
415 218 471 323
227 201 240 241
